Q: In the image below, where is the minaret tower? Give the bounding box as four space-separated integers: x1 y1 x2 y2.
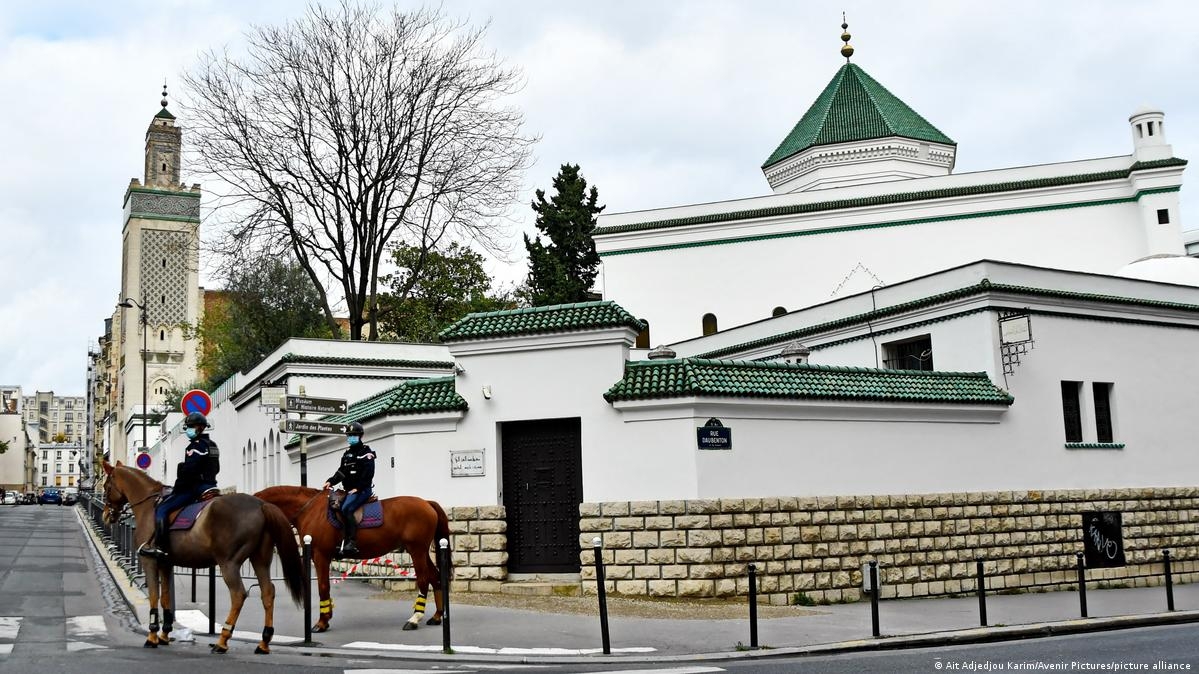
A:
113 84 202 463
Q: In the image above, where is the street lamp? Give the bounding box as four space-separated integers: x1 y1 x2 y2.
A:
117 297 149 456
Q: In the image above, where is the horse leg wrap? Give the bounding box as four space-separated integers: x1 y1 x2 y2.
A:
163 609 174 633
148 608 160 634
224 623 235 633
319 598 333 616
261 626 274 644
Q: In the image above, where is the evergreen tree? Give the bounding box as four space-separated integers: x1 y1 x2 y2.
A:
523 164 603 306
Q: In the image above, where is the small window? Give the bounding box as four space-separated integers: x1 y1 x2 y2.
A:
1093 382 1114 443
883 335 933 370
702 313 718 336
1147 121 1155 137
1061 381 1083 443
635 321 651 349
1136 123 1144 138
162 258 166 268
772 306 787 317
160 330 165 340
1157 208 1170 224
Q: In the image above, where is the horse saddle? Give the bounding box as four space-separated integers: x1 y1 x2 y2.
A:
163 488 221 531
326 490 383 530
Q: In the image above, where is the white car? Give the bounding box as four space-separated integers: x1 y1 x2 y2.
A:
2 493 17 505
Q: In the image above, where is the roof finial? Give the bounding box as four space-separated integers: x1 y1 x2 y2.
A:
160 79 169 109
840 13 854 63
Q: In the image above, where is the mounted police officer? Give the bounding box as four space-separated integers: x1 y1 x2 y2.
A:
323 421 375 558
140 411 220 559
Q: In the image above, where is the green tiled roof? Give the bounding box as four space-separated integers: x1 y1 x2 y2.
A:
594 159 1187 238
284 376 466 446
763 63 954 168
439 301 645 342
154 107 176 120
604 358 1013 405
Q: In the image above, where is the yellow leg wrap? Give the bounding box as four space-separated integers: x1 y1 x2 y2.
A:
413 596 427 613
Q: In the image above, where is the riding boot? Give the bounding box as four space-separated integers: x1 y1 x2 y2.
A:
340 517 360 558
140 518 168 558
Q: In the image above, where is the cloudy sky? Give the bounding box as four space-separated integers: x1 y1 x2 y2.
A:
2 0 1197 395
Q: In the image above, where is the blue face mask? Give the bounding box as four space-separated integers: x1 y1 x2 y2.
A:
348 435 361 446
185 428 198 440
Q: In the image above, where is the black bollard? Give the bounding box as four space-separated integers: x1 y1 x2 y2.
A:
869 560 880 638
1076 552 1088 618
976 558 988 627
303 535 313 644
593 537 611 655
439 538 451 654
208 566 216 635
1163 549 1175 612
748 562 759 648
190 567 196 603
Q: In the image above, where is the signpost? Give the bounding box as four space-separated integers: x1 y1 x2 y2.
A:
279 387 349 487
135 452 152 471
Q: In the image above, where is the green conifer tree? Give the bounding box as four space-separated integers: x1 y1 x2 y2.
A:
523 164 603 306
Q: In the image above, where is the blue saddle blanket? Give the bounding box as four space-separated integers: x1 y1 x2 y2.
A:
327 500 383 530
169 499 215 530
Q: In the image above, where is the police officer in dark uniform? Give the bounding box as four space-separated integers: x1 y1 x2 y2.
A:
140 412 220 559
323 421 375 558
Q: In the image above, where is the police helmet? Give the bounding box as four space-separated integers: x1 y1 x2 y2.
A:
346 421 365 437
184 412 209 429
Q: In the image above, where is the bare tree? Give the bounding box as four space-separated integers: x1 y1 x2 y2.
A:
184 2 534 340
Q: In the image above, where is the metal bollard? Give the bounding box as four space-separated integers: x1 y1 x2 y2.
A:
593 537 611 655
869 560 880 638
1163 549 1175 612
976 558 988 627
209 566 216 634
439 538 451 653
191 567 197 603
303 535 313 643
748 562 758 648
1075 552 1088 618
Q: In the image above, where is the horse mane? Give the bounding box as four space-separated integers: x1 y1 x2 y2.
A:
114 463 163 495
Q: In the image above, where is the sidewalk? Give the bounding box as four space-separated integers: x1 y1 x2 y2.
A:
81 510 1199 663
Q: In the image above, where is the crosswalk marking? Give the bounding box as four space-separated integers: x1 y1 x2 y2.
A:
0 615 111 655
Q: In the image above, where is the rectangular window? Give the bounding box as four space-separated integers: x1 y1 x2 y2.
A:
1157 208 1170 224
1093 382 1114 443
1061 381 1083 443
55 463 62 473
41 464 47 473
883 335 934 371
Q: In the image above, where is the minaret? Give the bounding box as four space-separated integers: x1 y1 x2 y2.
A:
113 85 202 464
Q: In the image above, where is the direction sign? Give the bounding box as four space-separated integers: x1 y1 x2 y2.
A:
135 452 152 470
280 419 349 436
281 395 348 415
181 389 213 416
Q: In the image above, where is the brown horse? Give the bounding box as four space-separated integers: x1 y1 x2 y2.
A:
102 461 305 653
254 485 450 632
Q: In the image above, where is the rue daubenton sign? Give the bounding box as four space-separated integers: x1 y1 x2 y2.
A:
281 395 348 415
697 418 732 450
1082 511 1126 568
279 419 350 436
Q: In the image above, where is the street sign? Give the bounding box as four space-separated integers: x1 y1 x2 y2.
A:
135 452 152 470
281 395 348 414
280 419 349 436
260 387 286 406
181 389 213 416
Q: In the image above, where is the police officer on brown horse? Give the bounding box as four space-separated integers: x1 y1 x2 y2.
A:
141 411 219 559
323 421 374 558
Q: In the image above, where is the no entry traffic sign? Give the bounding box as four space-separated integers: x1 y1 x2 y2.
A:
181 389 212 416
135 452 152 470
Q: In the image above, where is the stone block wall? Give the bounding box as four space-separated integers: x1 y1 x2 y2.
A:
577 488 1199 605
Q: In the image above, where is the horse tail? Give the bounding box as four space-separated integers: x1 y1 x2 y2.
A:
262 501 305 606
429 500 452 571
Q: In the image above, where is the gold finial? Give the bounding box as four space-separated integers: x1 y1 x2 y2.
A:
840 13 854 62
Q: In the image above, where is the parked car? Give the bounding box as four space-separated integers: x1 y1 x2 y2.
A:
39 489 63 505
62 492 77 506
2 492 16 505
22 492 37 505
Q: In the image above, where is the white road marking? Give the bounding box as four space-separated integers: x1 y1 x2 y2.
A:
588 669 725 674
0 617 19 640
343 641 656 655
0 645 11 654
67 615 107 638
171 609 303 644
66 641 108 652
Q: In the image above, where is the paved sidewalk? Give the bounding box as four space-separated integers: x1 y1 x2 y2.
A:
80 508 1199 663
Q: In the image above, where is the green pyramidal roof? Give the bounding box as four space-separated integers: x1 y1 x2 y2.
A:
439 300 645 342
763 63 954 168
604 358 1012 406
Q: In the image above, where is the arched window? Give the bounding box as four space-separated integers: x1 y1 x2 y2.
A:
636 321 651 349
772 306 787 317
159 330 165 341
702 313 718 336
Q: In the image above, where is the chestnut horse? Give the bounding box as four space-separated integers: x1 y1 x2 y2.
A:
254 485 450 632
102 461 305 653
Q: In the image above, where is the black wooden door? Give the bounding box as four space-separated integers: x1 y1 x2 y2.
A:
501 418 583 573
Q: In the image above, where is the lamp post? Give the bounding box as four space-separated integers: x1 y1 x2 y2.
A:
117 297 149 456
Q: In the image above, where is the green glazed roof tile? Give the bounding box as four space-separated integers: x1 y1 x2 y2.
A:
763 63 954 168
594 159 1187 238
154 108 176 120
604 359 1013 406
439 300 645 342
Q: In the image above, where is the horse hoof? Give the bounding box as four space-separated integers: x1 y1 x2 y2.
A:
143 640 157 648
158 635 171 646
402 621 418 631
311 624 328 633
210 644 228 654
426 617 441 625
254 646 269 654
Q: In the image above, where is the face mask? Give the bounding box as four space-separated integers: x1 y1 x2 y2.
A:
348 435 361 446
185 428 198 440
